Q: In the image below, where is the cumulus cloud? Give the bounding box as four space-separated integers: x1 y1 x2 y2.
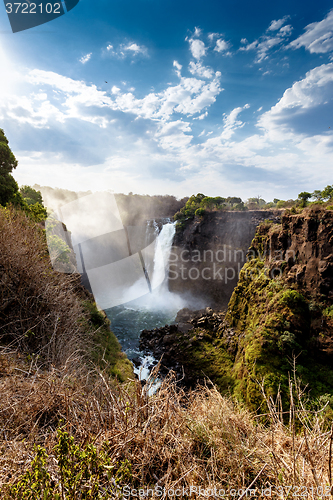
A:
154 120 193 150
79 53 92 64
2 60 222 137
258 63 333 138
289 9 333 54
121 42 148 56
208 32 219 41
173 60 182 78
189 39 207 59
113 72 222 119
214 38 231 54
193 27 202 38
188 61 214 79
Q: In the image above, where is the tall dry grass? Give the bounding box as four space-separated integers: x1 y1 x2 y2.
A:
1 352 333 498
0 207 91 368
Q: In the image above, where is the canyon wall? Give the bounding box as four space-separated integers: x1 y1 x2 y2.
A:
169 210 281 308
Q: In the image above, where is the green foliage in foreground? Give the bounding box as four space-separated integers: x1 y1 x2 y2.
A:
3 427 132 499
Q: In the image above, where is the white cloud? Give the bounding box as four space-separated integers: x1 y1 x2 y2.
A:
193 27 202 38
214 38 231 53
155 120 193 150
189 39 207 59
258 63 333 139
268 16 290 32
240 38 248 44
11 62 222 129
188 61 214 79
113 72 222 120
221 104 250 139
289 9 333 54
208 32 219 41
79 53 92 64
104 41 148 59
121 42 148 56
239 22 293 63
173 60 182 77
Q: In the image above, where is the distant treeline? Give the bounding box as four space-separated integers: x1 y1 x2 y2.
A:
173 188 333 229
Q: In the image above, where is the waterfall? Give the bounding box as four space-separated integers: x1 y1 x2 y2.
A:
151 222 176 291
125 220 184 311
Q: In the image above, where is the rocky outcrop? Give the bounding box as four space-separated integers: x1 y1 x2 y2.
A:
251 206 333 299
140 308 229 386
141 207 333 408
169 210 281 308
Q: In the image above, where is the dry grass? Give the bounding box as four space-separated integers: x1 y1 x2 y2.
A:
0 207 96 368
1 351 333 498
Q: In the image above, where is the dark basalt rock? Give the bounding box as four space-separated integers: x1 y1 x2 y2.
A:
139 307 226 384
169 210 281 309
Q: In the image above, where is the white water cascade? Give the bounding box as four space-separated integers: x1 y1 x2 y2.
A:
126 221 186 312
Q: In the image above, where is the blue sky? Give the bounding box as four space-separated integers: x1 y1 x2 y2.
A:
0 0 333 201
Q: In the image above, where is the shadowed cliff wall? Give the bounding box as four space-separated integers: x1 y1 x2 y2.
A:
169 210 281 308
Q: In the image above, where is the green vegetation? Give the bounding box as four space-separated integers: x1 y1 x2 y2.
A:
173 184 333 232
0 130 47 221
19 185 43 206
0 128 20 206
174 193 246 229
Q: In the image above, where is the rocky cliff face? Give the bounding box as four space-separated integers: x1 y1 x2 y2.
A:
251 206 333 299
169 210 281 308
141 207 333 409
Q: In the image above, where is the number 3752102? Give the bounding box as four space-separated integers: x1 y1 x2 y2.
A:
5 3 62 14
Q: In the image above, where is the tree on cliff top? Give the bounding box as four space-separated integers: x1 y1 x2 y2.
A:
0 128 21 206
298 191 312 208
20 185 43 206
0 129 47 221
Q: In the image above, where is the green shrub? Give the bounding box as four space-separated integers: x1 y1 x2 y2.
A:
195 207 206 217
